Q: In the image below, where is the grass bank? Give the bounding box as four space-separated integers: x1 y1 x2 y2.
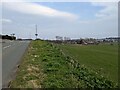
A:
10 41 118 88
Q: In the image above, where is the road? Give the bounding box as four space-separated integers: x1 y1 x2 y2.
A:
2 40 30 88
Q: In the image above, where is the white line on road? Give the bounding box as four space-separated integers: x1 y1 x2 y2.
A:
3 45 11 49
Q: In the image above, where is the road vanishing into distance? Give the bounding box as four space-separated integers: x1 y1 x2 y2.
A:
2 40 30 87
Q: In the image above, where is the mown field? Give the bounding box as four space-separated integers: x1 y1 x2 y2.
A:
10 41 118 88
58 43 118 84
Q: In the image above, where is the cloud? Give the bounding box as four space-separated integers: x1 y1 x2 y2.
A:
2 1 118 39
91 2 118 19
0 18 12 23
2 0 120 2
3 2 78 20
2 0 24 2
88 0 119 2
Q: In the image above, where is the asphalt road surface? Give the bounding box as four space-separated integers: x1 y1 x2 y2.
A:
2 40 30 87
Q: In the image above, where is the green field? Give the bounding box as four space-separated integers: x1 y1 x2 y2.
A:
58 43 118 83
10 41 118 88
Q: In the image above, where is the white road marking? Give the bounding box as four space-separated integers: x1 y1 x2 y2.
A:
3 45 11 49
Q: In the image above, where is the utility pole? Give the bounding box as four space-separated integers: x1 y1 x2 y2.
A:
35 24 38 39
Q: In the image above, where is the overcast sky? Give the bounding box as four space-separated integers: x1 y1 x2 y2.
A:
0 0 119 39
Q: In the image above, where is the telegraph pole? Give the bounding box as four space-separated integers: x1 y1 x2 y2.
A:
35 24 38 39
